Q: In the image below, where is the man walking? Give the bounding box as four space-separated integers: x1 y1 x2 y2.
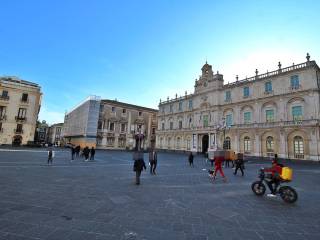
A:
90 147 95 161
48 148 55 165
149 148 157 175
71 146 75 161
133 147 146 185
188 152 194 167
234 153 244 176
83 146 90 161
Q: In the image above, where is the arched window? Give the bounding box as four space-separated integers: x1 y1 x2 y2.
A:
167 137 171 149
244 136 251 153
187 138 191 150
294 136 304 159
160 138 163 148
224 137 231 150
266 136 274 152
176 137 181 149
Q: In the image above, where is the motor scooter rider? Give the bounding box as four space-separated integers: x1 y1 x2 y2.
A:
263 159 283 197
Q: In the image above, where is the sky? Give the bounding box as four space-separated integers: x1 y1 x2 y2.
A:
1 0 319 124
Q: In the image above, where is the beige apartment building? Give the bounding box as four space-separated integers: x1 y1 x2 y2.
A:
63 96 158 149
157 54 320 161
97 99 157 150
47 123 63 146
0 76 42 145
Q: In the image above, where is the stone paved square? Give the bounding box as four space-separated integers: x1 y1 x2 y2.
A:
0 149 320 240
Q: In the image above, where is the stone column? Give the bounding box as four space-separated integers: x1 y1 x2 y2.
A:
278 128 287 158
309 128 320 161
254 133 260 157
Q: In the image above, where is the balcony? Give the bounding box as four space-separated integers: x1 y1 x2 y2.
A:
15 116 27 122
289 85 301 91
0 128 3 133
232 119 318 129
14 129 23 134
264 90 274 95
20 98 29 104
0 95 9 101
0 115 6 121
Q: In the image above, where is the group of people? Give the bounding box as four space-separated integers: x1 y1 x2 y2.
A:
133 148 157 185
188 151 245 182
71 146 95 161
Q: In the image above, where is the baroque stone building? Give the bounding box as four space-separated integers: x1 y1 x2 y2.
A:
0 76 42 145
156 54 320 161
63 96 157 149
47 123 64 146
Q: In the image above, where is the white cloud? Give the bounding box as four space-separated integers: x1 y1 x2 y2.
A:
38 106 65 125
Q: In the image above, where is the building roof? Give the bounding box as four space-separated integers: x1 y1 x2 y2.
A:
0 76 40 89
101 99 158 112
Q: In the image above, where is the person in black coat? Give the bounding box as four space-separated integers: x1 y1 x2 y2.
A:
90 147 95 161
234 153 244 176
188 152 194 167
71 146 75 160
83 146 90 161
149 149 157 174
133 148 146 185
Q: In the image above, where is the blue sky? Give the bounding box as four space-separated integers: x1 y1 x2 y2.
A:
1 0 319 124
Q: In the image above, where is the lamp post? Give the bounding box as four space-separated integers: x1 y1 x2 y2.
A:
221 117 227 149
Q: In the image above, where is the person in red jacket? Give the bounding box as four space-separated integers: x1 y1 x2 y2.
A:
264 158 282 197
213 156 227 182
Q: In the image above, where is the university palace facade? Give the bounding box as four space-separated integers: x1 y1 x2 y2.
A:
156 54 320 161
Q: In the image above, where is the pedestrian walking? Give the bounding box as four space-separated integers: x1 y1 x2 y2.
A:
234 153 244 176
90 147 95 161
149 148 157 174
75 146 80 158
83 146 90 161
188 152 194 167
47 148 55 165
133 148 146 185
71 146 75 161
213 155 227 181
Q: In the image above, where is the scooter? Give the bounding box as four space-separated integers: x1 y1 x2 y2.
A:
251 168 298 203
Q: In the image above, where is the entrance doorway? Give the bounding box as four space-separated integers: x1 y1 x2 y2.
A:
12 135 22 146
202 135 209 153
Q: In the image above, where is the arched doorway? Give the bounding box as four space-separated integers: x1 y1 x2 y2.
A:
12 135 22 146
202 135 209 153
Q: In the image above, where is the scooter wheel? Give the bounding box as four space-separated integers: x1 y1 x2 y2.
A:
251 181 266 196
279 186 298 203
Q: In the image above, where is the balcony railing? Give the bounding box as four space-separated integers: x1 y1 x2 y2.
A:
14 129 23 134
0 95 9 101
15 116 27 122
20 98 29 103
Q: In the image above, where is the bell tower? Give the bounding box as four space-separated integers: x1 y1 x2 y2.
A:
194 62 224 94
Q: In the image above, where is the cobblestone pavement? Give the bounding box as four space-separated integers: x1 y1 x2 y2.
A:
0 149 319 240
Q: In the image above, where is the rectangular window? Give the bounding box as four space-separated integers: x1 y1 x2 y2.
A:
111 107 115 112
161 123 165 130
16 124 23 133
203 115 208 127
290 75 300 89
170 105 173 112
21 93 28 102
138 111 142 116
292 106 302 121
109 122 114 131
2 90 8 97
98 121 103 129
244 112 251 124
121 123 126 132
170 122 173 130
226 114 232 127
266 109 274 122
243 87 249 97
0 122 2 131
122 109 126 114
0 106 5 118
179 120 182 129
162 107 165 113
265 82 272 93
179 101 183 111
225 91 231 101
152 128 155 134
188 100 193 109
18 108 27 118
